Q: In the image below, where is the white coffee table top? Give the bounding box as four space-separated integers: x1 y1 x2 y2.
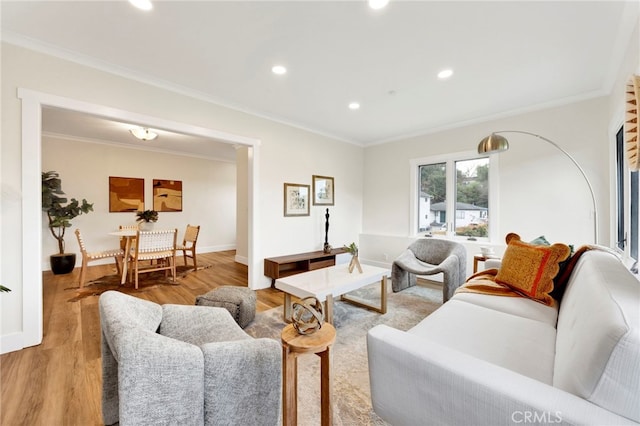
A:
275 263 390 302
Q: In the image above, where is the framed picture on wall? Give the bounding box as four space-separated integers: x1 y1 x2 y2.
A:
153 179 183 212
109 177 144 212
312 175 334 206
284 183 310 217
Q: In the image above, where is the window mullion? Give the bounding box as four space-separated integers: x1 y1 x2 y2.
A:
446 159 456 237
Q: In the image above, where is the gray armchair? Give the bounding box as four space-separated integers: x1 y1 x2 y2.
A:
99 291 281 426
391 239 467 302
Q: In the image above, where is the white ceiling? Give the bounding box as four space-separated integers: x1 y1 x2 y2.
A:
2 1 638 157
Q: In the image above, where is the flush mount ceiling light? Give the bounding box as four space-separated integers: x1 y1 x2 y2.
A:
272 65 287 75
348 102 361 110
130 127 158 141
438 69 454 80
368 0 389 10
129 0 153 10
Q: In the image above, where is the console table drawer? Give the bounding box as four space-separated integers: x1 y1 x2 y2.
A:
309 258 335 270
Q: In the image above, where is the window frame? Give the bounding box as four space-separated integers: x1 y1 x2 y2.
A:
410 149 499 242
614 123 638 267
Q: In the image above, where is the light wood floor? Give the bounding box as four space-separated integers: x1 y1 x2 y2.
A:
0 251 284 426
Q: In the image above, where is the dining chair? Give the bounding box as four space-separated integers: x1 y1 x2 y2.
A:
176 224 200 271
75 229 125 288
128 229 178 289
118 224 139 251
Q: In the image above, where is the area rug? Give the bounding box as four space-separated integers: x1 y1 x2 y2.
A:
244 283 442 426
66 264 211 302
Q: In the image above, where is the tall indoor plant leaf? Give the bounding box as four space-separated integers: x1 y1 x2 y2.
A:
42 171 94 254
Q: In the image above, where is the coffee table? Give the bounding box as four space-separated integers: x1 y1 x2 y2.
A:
275 263 390 324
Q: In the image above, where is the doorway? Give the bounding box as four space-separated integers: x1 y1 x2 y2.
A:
19 88 260 349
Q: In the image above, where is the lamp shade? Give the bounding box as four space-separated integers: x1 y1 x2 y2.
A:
478 133 509 154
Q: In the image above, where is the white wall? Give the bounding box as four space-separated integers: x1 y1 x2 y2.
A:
41 136 237 268
359 12 640 270
360 97 610 269
1 42 363 352
363 98 609 251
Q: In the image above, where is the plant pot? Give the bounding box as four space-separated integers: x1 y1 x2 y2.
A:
50 253 76 275
139 221 155 231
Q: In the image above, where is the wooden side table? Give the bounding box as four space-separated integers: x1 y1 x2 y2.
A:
281 323 336 426
473 254 501 273
473 254 489 273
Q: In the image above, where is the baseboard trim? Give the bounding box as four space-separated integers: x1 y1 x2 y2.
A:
0 332 24 354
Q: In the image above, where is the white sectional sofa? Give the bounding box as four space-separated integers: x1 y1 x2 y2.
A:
367 249 640 425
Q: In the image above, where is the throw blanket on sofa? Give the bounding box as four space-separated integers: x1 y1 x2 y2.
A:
455 245 597 306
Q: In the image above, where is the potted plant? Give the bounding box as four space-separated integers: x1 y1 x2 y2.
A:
136 209 158 230
42 171 93 274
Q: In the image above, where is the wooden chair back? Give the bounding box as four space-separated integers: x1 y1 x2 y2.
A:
182 225 200 248
129 229 178 289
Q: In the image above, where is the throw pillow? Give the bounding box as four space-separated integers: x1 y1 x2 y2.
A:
495 233 571 306
528 235 575 301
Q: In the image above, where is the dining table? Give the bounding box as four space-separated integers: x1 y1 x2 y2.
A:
108 229 137 285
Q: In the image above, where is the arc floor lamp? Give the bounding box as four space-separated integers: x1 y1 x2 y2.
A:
477 130 598 244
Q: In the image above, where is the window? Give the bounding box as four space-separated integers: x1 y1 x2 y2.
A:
615 125 638 266
413 152 493 240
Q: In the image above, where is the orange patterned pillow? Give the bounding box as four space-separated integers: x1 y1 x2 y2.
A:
495 233 571 306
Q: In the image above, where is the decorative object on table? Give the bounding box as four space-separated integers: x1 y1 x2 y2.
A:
153 179 183 212
196 286 257 328
284 183 310 217
292 296 324 335
479 246 494 256
343 242 362 273
625 74 639 170
312 175 334 206
477 131 598 244
135 209 158 230
323 208 332 253
42 171 94 275
109 176 144 212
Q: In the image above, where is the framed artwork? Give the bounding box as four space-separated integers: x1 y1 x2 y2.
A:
153 179 183 212
284 183 310 217
109 177 144 212
312 175 334 206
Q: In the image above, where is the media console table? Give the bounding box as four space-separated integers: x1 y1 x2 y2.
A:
264 248 348 286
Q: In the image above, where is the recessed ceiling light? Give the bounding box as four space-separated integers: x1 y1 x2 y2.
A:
272 65 287 75
368 0 389 10
130 127 158 141
438 69 454 80
348 102 361 110
129 0 153 11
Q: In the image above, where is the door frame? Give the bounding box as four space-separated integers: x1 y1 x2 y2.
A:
18 88 261 348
